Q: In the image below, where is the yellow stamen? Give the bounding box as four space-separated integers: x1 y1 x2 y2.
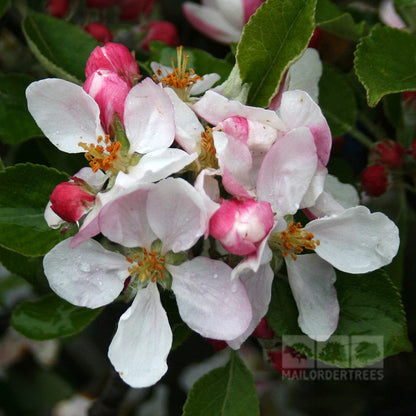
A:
127 248 166 283
153 46 203 99
269 222 320 260
79 135 124 173
199 126 218 170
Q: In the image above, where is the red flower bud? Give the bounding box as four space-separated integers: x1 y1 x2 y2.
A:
372 140 404 169
251 317 275 339
308 27 321 49
119 0 155 21
84 22 113 44
206 339 228 352
50 179 96 223
403 91 416 104
85 43 140 86
267 346 307 378
140 21 180 52
46 0 71 17
412 138 416 160
360 164 389 197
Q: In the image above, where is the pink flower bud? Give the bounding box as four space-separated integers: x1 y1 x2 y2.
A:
83 69 130 134
119 0 155 20
412 138 416 160
360 164 389 197
251 317 275 339
308 27 321 49
140 21 180 52
46 0 71 17
372 140 404 169
209 198 274 256
85 43 140 87
50 178 96 223
243 0 266 23
84 22 113 44
206 339 228 352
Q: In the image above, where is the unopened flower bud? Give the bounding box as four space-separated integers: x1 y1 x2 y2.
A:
84 69 130 133
50 178 96 223
46 0 71 17
360 164 389 197
251 317 275 339
209 198 274 256
267 346 307 378
140 21 180 52
206 339 228 352
308 27 321 49
85 43 140 87
372 140 404 169
119 0 155 21
84 22 113 44
412 138 416 160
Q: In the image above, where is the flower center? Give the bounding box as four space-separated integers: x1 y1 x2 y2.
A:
268 222 320 260
78 135 129 174
153 46 203 101
126 248 166 284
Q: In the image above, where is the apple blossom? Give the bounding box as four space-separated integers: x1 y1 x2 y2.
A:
26 77 195 186
43 178 252 388
182 0 266 44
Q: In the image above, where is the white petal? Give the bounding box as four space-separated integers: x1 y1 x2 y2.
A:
43 239 129 308
44 201 65 229
287 48 322 102
108 283 172 388
128 148 197 183
164 88 204 154
168 257 252 341
190 73 221 95
26 79 104 153
124 78 175 154
305 206 400 273
182 3 242 44
228 264 274 349
299 162 327 209
73 167 107 191
99 185 157 248
257 127 318 216
147 178 207 253
286 254 339 342
324 174 360 209
193 90 285 130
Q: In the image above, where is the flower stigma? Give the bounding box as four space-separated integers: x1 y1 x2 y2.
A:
268 222 320 260
78 135 132 175
153 46 203 101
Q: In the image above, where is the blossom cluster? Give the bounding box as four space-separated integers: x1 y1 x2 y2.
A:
26 41 399 388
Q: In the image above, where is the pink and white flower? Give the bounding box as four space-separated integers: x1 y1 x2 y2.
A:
43 178 252 387
183 0 266 44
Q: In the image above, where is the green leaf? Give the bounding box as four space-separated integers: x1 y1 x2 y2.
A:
0 163 69 257
11 293 102 340
316 0 367 40
183 351 259 416
319 64 357 137
22 12 99 84
148 42 232 86
354 25 416 107
394 0 416 30
237 0 316 107
267 269 412 367
0 246 50 293
0 0 9 18
0 73 43 144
